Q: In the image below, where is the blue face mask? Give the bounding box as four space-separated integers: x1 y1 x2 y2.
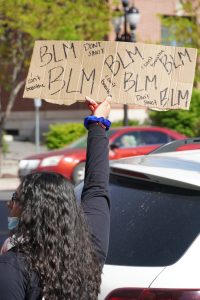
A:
8 217 20 231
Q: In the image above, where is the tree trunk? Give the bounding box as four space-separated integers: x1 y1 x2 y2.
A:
0 79 25 176
2 79 25 126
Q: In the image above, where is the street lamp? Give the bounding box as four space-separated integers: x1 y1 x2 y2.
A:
113 0 140 126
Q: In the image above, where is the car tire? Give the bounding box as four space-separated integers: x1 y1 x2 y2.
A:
72 162 86 185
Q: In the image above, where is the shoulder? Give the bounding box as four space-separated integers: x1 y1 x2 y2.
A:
0 237 13 254
0 249 18 263
0 250 30 297
0 248 23 264
0 250 42 298
0 249 28 277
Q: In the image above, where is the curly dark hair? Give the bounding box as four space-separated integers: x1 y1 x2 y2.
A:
13 172 102 299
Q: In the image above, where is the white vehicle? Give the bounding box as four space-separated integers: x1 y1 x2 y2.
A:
76 138 200 300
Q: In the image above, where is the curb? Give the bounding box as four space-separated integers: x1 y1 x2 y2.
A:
0 174 17 178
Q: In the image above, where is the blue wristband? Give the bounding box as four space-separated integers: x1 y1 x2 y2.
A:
84 116 111 131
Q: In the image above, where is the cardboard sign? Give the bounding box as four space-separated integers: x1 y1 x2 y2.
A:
23 40 197 110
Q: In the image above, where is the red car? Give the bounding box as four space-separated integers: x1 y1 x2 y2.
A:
18 126 186 184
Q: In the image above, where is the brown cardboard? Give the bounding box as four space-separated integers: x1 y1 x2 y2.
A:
23 40 197 110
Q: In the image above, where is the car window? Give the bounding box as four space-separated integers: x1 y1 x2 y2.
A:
68 130 118 149
139 130 170 145
106 175 200 267
114 132 140 148
68 136 88 149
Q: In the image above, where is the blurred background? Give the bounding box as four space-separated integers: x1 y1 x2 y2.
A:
0 0 199 180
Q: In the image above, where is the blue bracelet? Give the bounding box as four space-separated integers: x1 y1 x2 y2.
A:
84 116 111 131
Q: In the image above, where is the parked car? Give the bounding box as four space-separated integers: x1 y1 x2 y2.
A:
75 138 200 300
18 126 186 184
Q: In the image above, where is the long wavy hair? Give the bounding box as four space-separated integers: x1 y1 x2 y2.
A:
13 172 101 299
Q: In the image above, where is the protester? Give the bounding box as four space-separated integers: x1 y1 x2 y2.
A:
0 96 111 300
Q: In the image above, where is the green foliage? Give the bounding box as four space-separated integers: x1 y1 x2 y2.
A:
149 89 200 137
0 0 110 153
160 0 200 85
112 119 139 127
0 0 110 40
2 136 8 154
45 119 140 150
0 132 9 154
0 0 110 88
45 123 87 150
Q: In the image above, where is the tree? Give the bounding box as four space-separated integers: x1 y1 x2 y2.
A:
150 0 200 136
161 0 200 85
0 0 110 152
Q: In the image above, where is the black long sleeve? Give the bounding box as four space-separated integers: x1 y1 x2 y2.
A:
0 251 42 300
81 123 110 264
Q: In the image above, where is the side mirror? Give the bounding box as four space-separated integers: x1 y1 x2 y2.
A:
110 143 120 150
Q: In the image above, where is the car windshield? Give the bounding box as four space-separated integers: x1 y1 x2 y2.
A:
68 136 88 149
67 129 118 149
106 175 200 267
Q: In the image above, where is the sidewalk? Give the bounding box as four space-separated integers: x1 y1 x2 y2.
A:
0 139 46 191
0 177 20 191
